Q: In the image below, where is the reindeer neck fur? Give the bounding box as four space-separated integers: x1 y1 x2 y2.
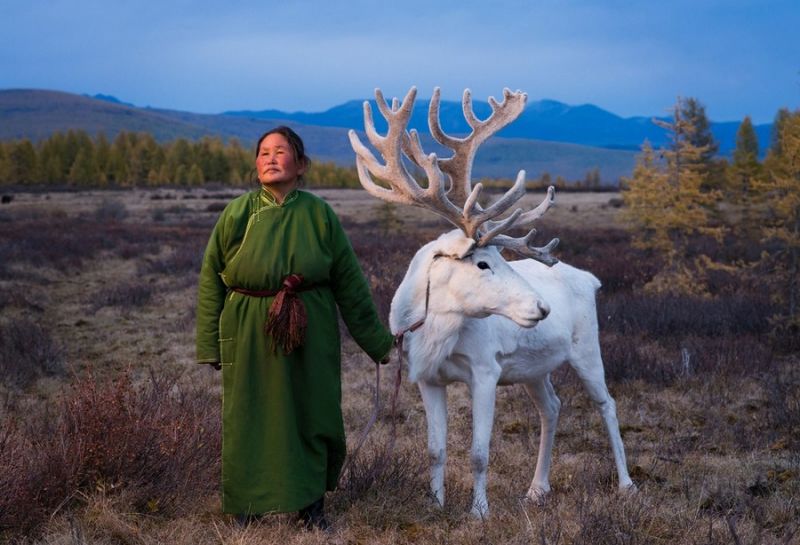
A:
390 231 475 382
405 309 468 382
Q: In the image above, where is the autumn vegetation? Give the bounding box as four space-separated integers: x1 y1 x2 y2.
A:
0 98 798 543
622 99 800 335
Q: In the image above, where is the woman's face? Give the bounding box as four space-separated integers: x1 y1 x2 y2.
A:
256 133 306 187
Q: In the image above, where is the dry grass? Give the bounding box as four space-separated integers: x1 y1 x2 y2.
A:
0 187 797 544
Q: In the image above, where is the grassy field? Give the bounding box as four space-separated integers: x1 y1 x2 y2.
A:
0 186 797 544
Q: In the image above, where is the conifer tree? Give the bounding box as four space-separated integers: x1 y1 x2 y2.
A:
109 132 132 185
623 99 724 296
174 164 188 185
39 133 68 182
225 137 251 185
681 98 718 160
166 138 193 183
9 140 38 184
731 116 760 189
187 163 204 185
770 108 791 156
40 152 64 184
63 130 82 172
95 134 111 186
128 133 161 185
155 164 171 185
621 141 675 257
667 97 725 191
727 116 763 241
196 136 228 182
0 143 10 184
753 111 800 330
583 167 601 189
68 148 100 186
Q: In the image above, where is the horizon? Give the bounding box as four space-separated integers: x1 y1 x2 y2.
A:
0 87 781 128
1 1 799 125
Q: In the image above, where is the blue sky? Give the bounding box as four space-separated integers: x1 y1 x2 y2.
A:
1 0 798 124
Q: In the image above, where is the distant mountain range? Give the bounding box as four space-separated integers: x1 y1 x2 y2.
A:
0 89 773 184
226 98 773 156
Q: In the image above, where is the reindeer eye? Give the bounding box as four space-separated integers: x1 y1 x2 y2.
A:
477 261 491 270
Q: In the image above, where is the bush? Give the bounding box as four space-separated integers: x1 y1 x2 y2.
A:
337 444 427 508
600 292 774 338
0 369 221 537
93 199 128 221
0 318 64 388
0 216 211 278
762 364 800 447
0 217 149 275
139 245 204 276
538 227 659 294
87 281 154 312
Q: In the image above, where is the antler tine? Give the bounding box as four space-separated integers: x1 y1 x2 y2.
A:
454 169 528 239
478 185 559 266
477 208 523 246
473 169 527 220
348 87 421 205
431 88 528 208
348 87 464 226
428 87 453 145
483 185 556 233
488 232 560 266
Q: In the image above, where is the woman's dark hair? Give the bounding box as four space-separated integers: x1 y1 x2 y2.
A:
255 126 309 167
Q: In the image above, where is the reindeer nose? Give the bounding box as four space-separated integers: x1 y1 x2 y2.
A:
538 300 550 319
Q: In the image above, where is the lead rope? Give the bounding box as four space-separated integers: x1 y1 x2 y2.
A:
338 359 383 486
338 267 432 487
337 331 410 487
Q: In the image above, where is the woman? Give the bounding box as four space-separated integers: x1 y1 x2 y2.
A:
195 126 393 529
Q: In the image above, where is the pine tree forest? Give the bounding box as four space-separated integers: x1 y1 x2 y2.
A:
622 98 800 332
0 130 362 189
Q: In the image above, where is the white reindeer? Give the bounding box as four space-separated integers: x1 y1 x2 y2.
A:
348 87 635 518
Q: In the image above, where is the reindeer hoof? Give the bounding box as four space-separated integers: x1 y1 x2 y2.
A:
427 489 445 509
524 486 550 506
470 502 489 519
619 482 638 495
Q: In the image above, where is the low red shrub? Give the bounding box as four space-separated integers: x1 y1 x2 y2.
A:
0 369 220 537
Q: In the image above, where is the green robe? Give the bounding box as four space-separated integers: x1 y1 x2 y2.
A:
196 188 393 515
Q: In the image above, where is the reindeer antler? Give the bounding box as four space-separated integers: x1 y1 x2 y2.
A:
348 87 559 265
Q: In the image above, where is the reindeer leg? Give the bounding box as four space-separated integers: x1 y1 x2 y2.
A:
523 376 561 503
571 353 635 493
470 378 498 518
418 380 448 507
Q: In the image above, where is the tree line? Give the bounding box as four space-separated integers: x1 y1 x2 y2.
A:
0 131 362 189
0 130 615 191
622 99 799 334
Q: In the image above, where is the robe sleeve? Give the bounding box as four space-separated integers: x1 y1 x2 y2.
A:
327 205 394 363
195 211 229 364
